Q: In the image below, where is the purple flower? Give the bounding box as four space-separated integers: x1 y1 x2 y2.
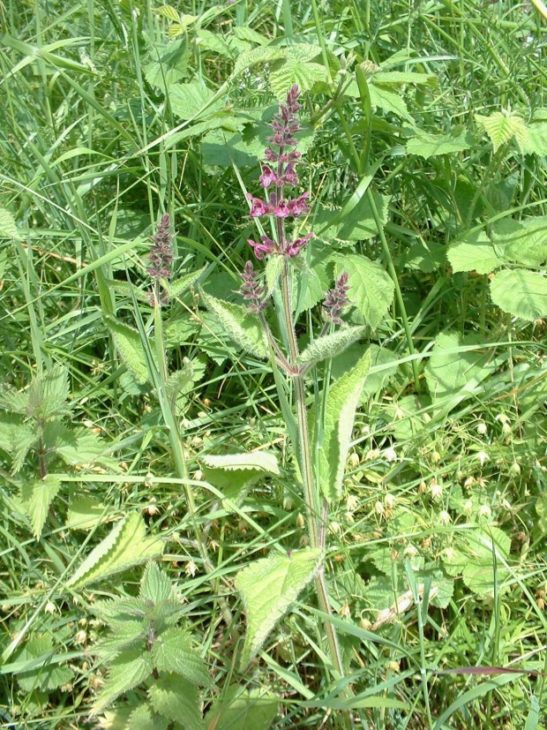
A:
240 261 267 313
248 235 276 259
323 273 350 324
286 233 314 257
248 194 270 217
148 213 174 280
259 165 278 189
287 192 310 217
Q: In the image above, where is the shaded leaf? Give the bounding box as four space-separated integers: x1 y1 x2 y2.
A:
407 128 472 158
148 674 203 730
490 269 547 321
151 627 210 686
106 317 149 384
333 255 394 329
200 291 268 358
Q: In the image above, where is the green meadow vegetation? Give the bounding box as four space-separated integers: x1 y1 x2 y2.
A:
0 1 546 728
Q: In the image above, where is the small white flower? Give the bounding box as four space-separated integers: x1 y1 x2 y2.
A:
463 499 473 515
476 451 489 466
509 461 521 476
404 544 418 557
384 493 396 509
185 560 198 577
439 510 451 526
383 446 397 463
375 500 385 516
430 480 443 500
477 421 488 436
478 504 492 519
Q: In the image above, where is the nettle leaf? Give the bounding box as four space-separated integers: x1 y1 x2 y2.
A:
520 116 547 155
20 474 61 539
126 704 167 730
140 562 172 603
0 208 18 239
200 291 268 358
448 230 504 275
333 255 394 329
490 269 547 321
165 266 205 298
235 548 322 668
151 627 210 686
106 317 149 384
0 412 37 473
201 451 280 500
475 111 528 152
27 365 70 422
14 634 74 693
92 648 154 714
293 244 331 316
167 81 223 121
148 674 203 730
66 494 107 530
55 428 117 469
68 512 164 588
298 326 367 367
205 685 278 730
313 351 372 501
406 127 472 158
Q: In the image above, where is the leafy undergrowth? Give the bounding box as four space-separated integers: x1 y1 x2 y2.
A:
0 1 545 729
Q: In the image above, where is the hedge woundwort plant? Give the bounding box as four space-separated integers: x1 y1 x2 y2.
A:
241 85 351 678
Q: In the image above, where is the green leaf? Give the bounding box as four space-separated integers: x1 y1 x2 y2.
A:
127 704 167 730
520 118 547 155
93 649 154 714
270 59 328 100
368 83 414 123
167 81 222 120
293 244 331 316
448 230 504 274
106 317 149 384
201 451 279 475
425 332 501 409
314 351 371 501
54 428 116 469
205 685 279 730
373 71 436 85
139 562 172 603
68 512 164 588
13 634 74 693
156 4 180 22
490 269 547 321
264 255 284 298
402 240 446 272
26 365 70 422
491 217 547 268
475 111 528 152
406 127 472 158
21 474 61 539
235 548 322 668
316 191 389 243
0 208 18 239
333 255 394 329
165 266 205 298
148 674 203 730
0 412 37 473
151 627 210 686
298 326 366 366
233 46 286 78
66 494 107 530
200 291 268 358
442 527 510 597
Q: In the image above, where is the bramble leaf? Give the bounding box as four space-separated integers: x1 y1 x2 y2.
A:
490 269 547 321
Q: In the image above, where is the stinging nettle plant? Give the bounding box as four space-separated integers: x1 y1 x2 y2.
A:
202 86 372 680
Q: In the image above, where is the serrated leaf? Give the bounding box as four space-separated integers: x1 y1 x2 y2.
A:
205 685 278 730
127 704 166 730
66 494 107 530
156 4 180 22
0 412 37 473
235 548 322 668
264 255 284 297
21 475 61 539
92 649 154 714
313 351 371 501
151 627 210 686
447 230 503 274
13 634 74 693
200 291 268 358
368 83 414 123
106 317 149 384
165 266 205 298
68 513 164 588
475 111 528 153
148 674 203 730
196 28 235 58
490 269 547 320
406 127 472 159
520 118 547 155
442 526 511 597
491 217 547 267
140 562 172 604
26 365 70 422
270 60 328 100
167 81 222 120
167 15 198 38
232 46 286 77
201 451 279 475
0 208 18 239
333 255 394 329
425 332 501 408
234 26 269 46
294 245 331 317
298 326 366 366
